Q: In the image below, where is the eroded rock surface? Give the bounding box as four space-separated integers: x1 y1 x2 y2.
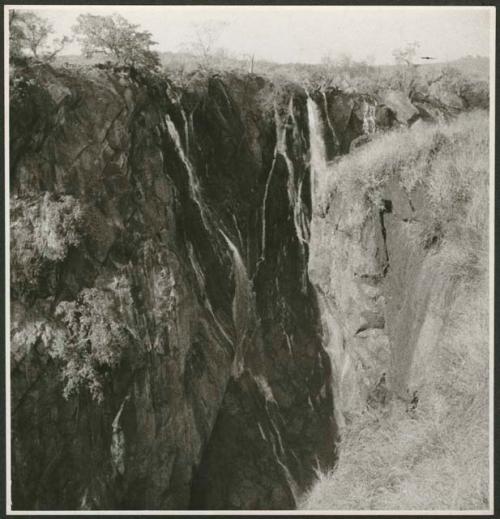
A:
307 118 461 432
11 64 340 510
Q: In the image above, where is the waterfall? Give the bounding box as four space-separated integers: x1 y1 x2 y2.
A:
220 230 254 374
165 113 211 233
314 289 348 433
261 100 309 267
186 242 233 347
260 151 277 263
179 108 190 156
284 97 309 248
307 95 349 432
306 96 330 209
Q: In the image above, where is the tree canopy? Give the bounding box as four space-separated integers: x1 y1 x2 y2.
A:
9 10 70 61
72 13 160 68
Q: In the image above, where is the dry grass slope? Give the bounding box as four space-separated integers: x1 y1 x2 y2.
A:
301 111 490 511
318 111 489 280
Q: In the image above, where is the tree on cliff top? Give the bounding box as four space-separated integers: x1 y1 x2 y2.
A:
392 41 422 94
9 10 70 62
392 41 420 67
72 13 160 68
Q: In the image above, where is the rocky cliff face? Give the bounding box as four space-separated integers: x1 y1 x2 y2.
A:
307 97 463 432
10 62 454 510
10 64 332 511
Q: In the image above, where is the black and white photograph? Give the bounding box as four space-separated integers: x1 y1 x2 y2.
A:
5 3 494 514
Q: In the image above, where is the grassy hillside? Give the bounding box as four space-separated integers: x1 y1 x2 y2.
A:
317 111 489 280
301 111 490 511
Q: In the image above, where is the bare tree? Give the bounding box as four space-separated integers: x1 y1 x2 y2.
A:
185 20 228 69
248 53 255 74
241 53 255 74
337 52 353 70
392 41 421 67
392 41 421 94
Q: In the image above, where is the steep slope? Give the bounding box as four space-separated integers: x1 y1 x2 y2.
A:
303 109 489 509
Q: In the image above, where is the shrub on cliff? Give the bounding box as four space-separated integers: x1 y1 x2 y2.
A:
54 276 135 403
11 193 83 297
11 191 135 402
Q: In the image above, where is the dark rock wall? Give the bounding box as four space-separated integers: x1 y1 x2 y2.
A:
10 65 340 510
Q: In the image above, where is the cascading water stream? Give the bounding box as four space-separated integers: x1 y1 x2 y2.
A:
165 113 212 233
285 97 310 249
260 99 310 273
306 94 350 432
219 230 254 376
306 96 330 210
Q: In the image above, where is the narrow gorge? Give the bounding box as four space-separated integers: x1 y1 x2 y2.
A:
10 62 483 510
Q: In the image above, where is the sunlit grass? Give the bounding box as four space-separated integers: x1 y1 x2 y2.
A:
318 110 489 281
302 111 490 511
300 276 489 510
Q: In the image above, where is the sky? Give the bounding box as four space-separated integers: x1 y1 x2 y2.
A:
6 5 494 65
